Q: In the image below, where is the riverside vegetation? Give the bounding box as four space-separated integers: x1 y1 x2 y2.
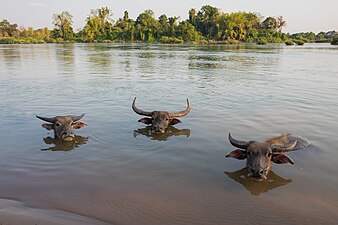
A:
0 5 337 45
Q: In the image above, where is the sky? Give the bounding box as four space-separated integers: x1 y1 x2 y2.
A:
1 0 337 34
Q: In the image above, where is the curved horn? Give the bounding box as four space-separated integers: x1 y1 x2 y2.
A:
228 133 250 150
271 140 298 153
71 114 85 122
36 115 56 123
132 97 153 116
169 99 191 117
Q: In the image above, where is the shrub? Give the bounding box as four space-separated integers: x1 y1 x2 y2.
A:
256 38 268 45
293 39 305 45
0 37 46 44
160 36 183 44
285 40 294 45
191 39 208 44
331 37 338 45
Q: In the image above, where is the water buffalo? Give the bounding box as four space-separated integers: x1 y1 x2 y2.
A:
36 114 87 141
132 97 190 133
226 133 310 180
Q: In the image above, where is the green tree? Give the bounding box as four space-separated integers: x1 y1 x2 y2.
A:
261 17 278 31
83 7 114 41
194 5 220 39
135 9 160 42
0 19 18 37
176 21 200 41
188 8 197 26
35 27 51 39
52 11 74 39
224 12 247 41
114 10 135 41
158 14 169 36
168 16 179 37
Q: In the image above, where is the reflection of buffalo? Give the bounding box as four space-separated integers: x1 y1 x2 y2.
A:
133 126 190 141
224 168 292 196
41 135 88 151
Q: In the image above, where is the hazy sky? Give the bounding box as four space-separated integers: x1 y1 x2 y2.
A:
1 0 337 33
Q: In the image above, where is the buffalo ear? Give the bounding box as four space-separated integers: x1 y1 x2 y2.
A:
138 117 152 124
226 149 247 160
272 153 295 164
42 123 53 130
170 118 182 125
73 121 87 129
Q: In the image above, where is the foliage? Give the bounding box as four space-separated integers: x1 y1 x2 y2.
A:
256 38 268 45
114 11 135 41
0 6 336 45
175 21 201 41
160 36 183 44
285 40 294 45
331 36 338 45
135 9 160 42
83 7 114 41
293 39 305 45
52 11 74 39
0 19 19 37
289 31 337 43
0 37 45 44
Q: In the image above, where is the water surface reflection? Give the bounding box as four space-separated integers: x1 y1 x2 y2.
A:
133 126 190 141
55 44 75 74
41 135 88 151
224 168 292 196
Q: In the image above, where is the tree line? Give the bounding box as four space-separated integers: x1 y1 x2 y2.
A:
0 5 337 45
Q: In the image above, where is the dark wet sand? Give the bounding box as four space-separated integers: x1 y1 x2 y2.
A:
0 199 111 225
1 188 338 225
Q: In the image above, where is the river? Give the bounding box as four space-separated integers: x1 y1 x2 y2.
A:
0 43 337 224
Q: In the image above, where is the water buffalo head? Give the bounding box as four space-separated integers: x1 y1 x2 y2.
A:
132 97 190 134
36 114 87 141
226 133 297 180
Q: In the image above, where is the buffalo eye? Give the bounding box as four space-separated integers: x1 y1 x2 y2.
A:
71 122 76 126
55 122 61 127
247 151 252 156
165 118 169 121
267 152 272 157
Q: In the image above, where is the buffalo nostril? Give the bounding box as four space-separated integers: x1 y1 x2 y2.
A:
63 131 72 136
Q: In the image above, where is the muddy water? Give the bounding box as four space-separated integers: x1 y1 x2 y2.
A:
0 43 337 224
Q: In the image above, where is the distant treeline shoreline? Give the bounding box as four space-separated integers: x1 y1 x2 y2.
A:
0 5 337 45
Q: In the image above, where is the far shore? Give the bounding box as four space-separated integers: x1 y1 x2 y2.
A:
0 37 336 46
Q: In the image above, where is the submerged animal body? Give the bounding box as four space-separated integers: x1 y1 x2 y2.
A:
36 114 87 141
226 133 310 180
132 97 190 133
